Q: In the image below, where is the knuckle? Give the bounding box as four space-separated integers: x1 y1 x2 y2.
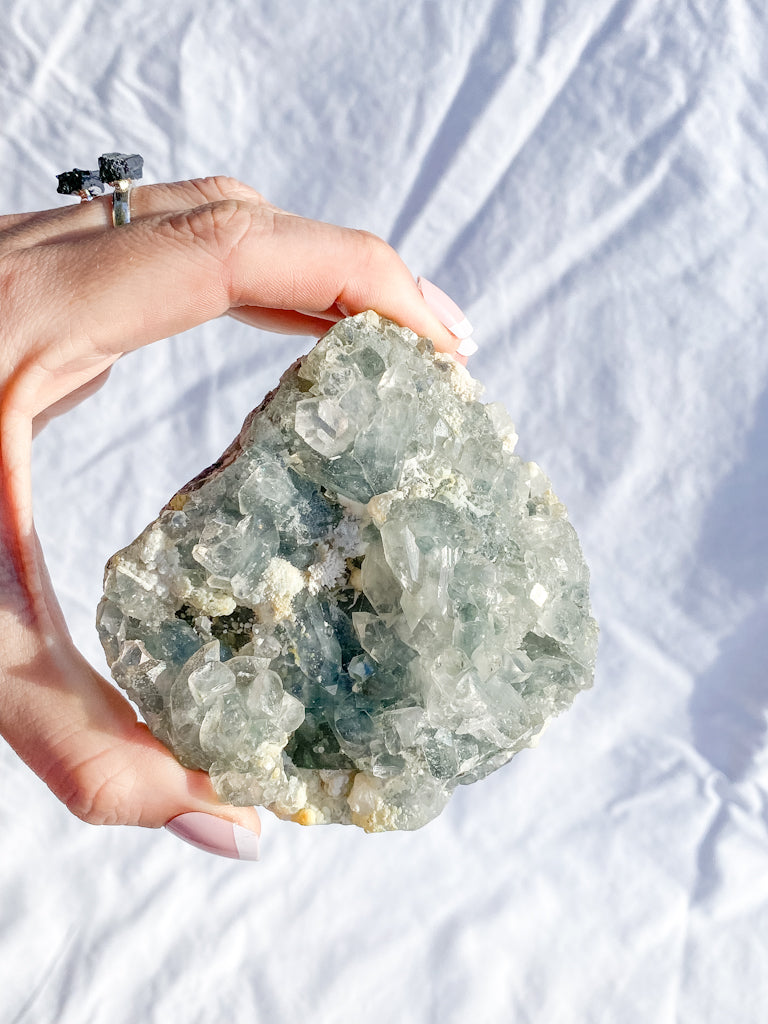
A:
166 199 255 258
352 229 397 270
59 754 138 827
189 175 268 206
159 198 276 306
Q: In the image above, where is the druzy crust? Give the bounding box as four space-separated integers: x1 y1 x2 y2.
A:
97 312 598 832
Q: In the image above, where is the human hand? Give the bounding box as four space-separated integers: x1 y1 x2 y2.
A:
0 176 474 859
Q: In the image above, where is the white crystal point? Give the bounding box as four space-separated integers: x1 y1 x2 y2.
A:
97 312 598 833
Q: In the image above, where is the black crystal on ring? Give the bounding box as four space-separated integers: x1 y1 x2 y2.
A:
56 169 104 195
98 153 144 183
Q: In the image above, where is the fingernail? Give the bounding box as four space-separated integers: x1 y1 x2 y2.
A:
417 276 473 340
165 812 260 861
456 336 478 357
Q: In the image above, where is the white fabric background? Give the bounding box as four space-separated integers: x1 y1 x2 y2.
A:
1 1 767 1021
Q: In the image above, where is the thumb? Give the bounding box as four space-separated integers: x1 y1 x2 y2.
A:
0 575 261 859
0 416 261 861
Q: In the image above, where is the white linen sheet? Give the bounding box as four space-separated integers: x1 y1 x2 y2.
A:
1 1 767 1021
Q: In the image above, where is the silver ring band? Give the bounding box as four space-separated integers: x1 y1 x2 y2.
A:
112 185 132 227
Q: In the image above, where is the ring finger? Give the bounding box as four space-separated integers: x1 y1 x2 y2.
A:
0 175 278 255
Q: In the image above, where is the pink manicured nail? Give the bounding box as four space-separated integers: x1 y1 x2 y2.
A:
417 276 474 340
165 812 260 861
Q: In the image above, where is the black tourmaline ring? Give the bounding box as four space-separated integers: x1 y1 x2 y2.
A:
98 152 144 226
56 153 144 225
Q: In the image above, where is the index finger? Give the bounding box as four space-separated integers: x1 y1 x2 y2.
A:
6 199 464 386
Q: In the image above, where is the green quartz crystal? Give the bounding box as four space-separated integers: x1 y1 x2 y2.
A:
97 312 598 832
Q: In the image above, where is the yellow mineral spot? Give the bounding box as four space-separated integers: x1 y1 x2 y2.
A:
168 492 189 511
292 808 319 827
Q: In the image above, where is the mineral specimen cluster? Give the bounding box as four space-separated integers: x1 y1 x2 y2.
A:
97 312 598 832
